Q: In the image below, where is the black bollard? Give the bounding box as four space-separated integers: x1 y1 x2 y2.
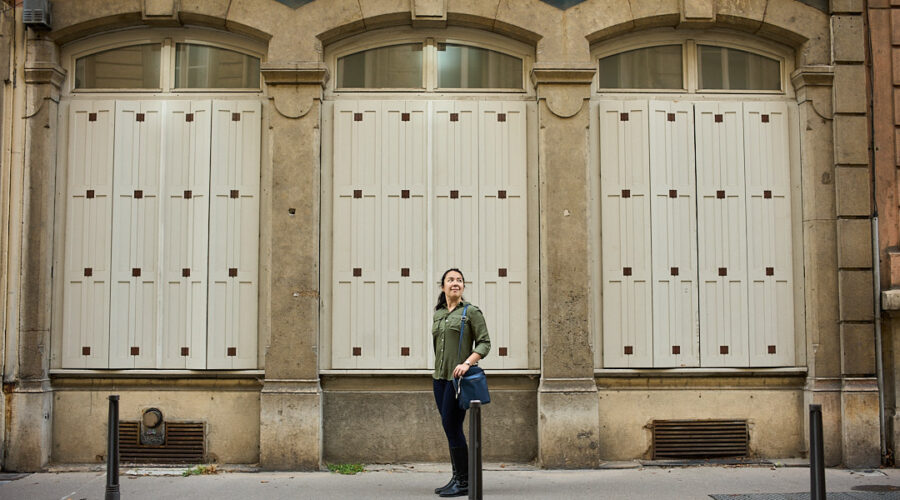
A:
105 395 120 500
468 400 483 500
809 404 826 500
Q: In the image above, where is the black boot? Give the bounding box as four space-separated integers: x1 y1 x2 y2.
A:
439 446 468 497
434 446 458 494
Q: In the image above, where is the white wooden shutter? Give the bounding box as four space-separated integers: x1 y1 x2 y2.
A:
109 101 163 369
432 101 480 304
62 101 115 368
161 101 211 369
332 101 381 369
695 102 749 367
208 100 260 369
743 102 794 366
477 101 527 369
599 100 653 367
648 101 700 367
380 101 428 368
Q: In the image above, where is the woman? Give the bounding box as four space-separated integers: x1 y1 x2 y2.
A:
431 268 491 497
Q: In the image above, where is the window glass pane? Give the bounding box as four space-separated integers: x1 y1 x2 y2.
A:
75 44 161 89
437 44 523 89
337 44 424 89
698 45 781 91
597 45 683 89
174 44 261 89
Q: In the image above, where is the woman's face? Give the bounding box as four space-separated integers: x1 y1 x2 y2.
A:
441 271 465 301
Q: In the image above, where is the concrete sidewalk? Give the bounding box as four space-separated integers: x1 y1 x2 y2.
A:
0 463 898 500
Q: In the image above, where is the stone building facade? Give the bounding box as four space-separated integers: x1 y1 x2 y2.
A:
0 0 888 471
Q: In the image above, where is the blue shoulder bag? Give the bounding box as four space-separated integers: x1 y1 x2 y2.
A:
452 305 490 410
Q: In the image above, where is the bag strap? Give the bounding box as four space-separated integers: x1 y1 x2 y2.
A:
456 305 469 365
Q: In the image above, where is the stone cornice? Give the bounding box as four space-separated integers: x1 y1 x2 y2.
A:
24 63 65 88
261 62 329 86
790 65 834 90
530 63 596 86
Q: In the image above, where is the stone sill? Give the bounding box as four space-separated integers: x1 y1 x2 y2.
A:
319 369 541 376
49 369 264 379
882 288 900 310
595 367 808 377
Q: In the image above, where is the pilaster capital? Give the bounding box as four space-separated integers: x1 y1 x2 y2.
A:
261 62 329 86
530 63 596 86
790 65 834 91
24 63 65 89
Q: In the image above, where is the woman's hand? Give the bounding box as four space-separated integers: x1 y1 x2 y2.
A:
452 363 470 378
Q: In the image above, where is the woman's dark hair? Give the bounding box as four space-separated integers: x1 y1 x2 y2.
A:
435 268 465 311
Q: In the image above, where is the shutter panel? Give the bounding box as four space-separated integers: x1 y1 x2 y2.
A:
695 102 749 367
161 101 211 369
599 100 653 367
208 100 260 369
649 101 699 367
110 101 163 369
62 101 115 368
381 101 428 368
744 102 794 366
432 101 480 303
477 101 527 369
332 101 381 369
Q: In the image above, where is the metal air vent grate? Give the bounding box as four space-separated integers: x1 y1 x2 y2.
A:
652 419 749 459
119 421 205 463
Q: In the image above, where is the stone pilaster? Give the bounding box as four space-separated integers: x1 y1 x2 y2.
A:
258 62 327 470
532 64 600 468
5 31 64 471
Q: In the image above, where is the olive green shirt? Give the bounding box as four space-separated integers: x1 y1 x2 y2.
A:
432 301 491 381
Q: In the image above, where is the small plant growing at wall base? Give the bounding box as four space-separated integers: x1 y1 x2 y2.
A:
327 463 365 475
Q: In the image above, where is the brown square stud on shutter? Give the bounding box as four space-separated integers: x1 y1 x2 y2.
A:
498 190 507 199
720 345 729 354
766 267 774 276
134 190 143 199
227 347 237 356
667 113 675 122
186 113 194 122
450 113 459 122
181 347 190 356
182 268 191 277
768 345 777 354
621 189 631 198
136 113 145 122
353 268 362 277
671 267 679 276
230 190 240 198
499 347 508 356
132 268 141 277
401 113 410 121
353 190 362 199
761 114 770 123
232 113 241 121
497 113 506 122
669 189 677 198
86 189 95 199
623 267 632 276
718 267 727 276
89 113 97 122
84 267 93 277
401 268 410 277
499 268 508 277
672 345 681 355
620 112 629 121
714 114 723 123
131 347 140 356
450 190 459 199
354 113 363 121
229 268 238 277
764 190 772 199
401 347 410 356
82 346 91 356
717 190 725 199
352 347 362 356
401 190 410 199
184 190 192 199
624 346 634 355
